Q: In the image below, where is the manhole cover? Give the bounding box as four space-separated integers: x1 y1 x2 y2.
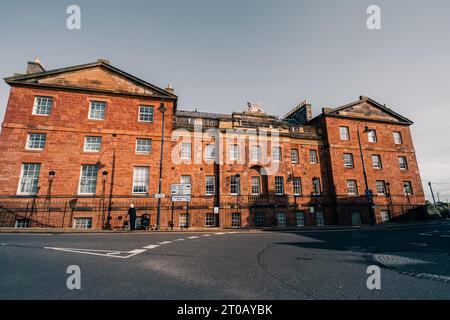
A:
366 252 450 283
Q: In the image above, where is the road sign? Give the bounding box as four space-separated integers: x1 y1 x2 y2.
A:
154 194 165 199
171 184 191 196
171 196 191 202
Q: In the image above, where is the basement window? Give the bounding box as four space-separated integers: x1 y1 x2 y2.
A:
73 217 92 229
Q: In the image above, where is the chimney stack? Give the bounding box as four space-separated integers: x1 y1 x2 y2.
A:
165 84 175 94
26 57 45 74
322 107 333 114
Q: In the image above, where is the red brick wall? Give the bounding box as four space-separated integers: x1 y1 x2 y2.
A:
323 116 425 224
0 86 174 198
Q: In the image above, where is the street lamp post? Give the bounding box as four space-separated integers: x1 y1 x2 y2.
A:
46 170 56 226
356 123 375 225
156 102 167 230
386 182 393 221
102 170 108 227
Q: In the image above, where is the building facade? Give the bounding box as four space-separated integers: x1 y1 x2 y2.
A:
0 60 426 229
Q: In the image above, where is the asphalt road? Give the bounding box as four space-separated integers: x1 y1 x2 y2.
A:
0 222 449 300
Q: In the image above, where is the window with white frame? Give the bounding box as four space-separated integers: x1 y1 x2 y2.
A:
179 214 188 228
372 154 382 169
381 211 390 223
78 165 99 195
251 176 261 195
272 146 282 161
230 144 239 161
181 143 191 160
296 212 305 227
205 176 215 196
136 139 152 154
251 145 261 161
367 130 377 143
89 101 106 120
132 167 149 194
403 181 413 195
230 175 240 195
26 133 46 150
277 212 286 227
291 149 299 164
343 153 354 168
393 131 403 145
32 96 53 115
180 175 191 185
310 150 318 164
254 212 264 226
340 126 350 140
351 212 362 225
73 217 92 229
312 178 321 195
398 156 408 170
293 177 302 196
18 163 41 195
275 176 284 195
84 136 102 152
15 218 31 228
347 180 358 195
205 214 216 227
315 211 324 226
231 213 241 228
205 144 215 160
376 180 387 195
139 106 154 122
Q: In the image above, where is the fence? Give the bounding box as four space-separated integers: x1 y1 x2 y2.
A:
0 194 428 229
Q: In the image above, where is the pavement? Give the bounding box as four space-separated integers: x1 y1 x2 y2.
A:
0 220 449 300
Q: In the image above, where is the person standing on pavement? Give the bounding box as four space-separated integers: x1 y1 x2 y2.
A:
127 204 137 231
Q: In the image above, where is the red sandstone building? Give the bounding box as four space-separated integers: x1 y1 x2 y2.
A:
0 59 426 229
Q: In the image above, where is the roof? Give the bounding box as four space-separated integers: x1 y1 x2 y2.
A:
175 110 233 120
4 60 178 100
310 96 413 125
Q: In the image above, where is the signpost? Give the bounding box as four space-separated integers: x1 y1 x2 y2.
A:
171 196 192 202
171 184 192 230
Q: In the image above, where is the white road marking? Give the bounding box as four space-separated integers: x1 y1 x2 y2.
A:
409 242 428 247
227 231 239 234
143 244 160 249
419 233 433 236
44 232 238 259
44 247 146 259
440 235 450 238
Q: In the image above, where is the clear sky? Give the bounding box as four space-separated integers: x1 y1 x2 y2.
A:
1 0 450 201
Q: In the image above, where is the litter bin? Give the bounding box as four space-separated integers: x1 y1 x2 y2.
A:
141 214 150 230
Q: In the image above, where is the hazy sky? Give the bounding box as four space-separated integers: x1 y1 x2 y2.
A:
1 0 449 201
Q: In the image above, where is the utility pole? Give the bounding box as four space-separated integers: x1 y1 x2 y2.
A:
428 182 437 207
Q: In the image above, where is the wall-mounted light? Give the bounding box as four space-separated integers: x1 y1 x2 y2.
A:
48 170 56 181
